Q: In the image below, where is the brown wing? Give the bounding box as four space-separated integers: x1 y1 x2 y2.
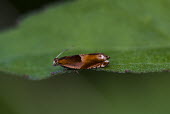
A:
58 55 83 69
80 54 107 69
85 61 109 69
57 53 109 69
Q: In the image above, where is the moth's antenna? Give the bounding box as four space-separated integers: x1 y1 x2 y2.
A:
56 46 75 58
56 49 69 58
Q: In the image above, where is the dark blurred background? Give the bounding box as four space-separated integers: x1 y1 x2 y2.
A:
0 0 68 30
1 72 170 114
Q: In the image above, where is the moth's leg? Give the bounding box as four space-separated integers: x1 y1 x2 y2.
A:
67 69 79 74
74 70 79 74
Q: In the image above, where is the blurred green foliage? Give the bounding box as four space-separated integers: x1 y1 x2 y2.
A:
0 0 170 79
1 72 170 114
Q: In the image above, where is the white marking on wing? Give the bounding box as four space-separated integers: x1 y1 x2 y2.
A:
101 55 105 59
101 64 105 67
104 60 109 63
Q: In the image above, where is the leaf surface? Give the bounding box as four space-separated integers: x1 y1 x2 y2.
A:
0 0 170 79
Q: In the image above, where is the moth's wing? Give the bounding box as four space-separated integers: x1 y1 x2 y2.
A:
58 53 109 69
80 54 107 69
58 55 83 69
85 61 110 69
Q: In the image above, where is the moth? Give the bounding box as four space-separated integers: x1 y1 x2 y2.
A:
53 50 110 69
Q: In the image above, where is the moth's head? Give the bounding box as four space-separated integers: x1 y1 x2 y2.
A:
53 49 70 66
53 58 59 66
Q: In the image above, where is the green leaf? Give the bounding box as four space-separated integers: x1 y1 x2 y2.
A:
0 0 170 79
